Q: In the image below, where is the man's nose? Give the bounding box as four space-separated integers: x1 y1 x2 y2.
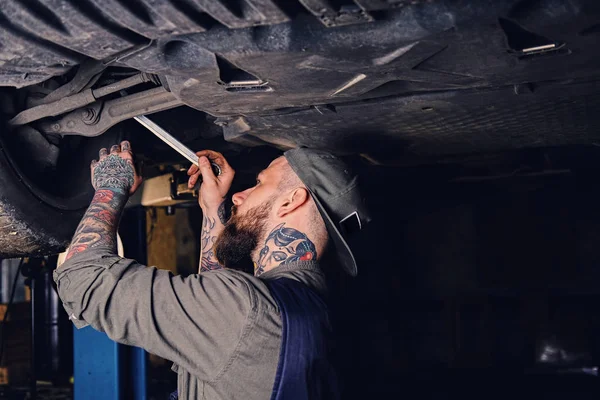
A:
232 188 251 206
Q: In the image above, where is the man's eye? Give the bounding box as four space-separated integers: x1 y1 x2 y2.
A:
256 180 261 185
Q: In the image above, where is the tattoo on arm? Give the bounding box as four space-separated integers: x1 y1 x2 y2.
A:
64 154 135 262
254 223 316 277
65 189 127 261
199 200 227 273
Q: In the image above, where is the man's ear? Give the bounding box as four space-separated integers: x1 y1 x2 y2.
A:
277 187 310 218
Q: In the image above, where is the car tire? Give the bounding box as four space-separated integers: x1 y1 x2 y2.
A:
0 118 122 258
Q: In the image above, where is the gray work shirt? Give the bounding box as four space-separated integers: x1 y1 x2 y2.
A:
53 250 327 400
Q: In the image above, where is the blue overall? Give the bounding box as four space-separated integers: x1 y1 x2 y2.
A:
169 277 339 400
266 277 339 400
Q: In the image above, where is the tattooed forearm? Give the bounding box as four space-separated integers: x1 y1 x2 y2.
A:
199 206 226 272
65 189 127 261
63 143 139 262
254 223 316 276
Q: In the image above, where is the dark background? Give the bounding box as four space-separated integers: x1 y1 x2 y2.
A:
325 158 600 399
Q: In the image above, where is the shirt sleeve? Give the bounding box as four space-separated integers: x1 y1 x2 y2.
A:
53 250 255 381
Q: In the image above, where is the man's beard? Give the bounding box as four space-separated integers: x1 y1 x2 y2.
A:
214 197 274 272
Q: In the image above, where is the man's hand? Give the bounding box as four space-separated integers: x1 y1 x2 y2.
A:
91 141 142 196
187 150 234 272
187 150 235 216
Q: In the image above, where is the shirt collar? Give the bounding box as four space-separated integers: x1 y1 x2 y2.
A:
258 261 327 297
259 260 321 279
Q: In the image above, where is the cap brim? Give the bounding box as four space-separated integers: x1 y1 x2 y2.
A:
310 192 358 277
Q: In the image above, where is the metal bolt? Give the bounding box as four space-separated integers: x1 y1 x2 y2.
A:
81 108 99 125
81 109 92 119
81 108 96 122
51 123 60 131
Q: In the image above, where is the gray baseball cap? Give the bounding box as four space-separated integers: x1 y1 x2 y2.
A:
284 148 371 276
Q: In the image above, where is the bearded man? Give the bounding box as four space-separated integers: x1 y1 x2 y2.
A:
54 142 370 400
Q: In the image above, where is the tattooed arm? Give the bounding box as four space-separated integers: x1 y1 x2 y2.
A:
187 150 235 273
54 143 257 381
199 201 228 272
65 189 127 259
63 141 142 262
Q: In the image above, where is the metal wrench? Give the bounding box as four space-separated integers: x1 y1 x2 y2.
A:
133 114 221 177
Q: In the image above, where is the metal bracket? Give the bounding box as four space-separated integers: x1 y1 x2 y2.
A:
32 60 106 106
38 87 184 137
10 73 158 127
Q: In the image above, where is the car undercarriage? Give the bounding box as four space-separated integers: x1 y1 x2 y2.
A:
3 0 600 153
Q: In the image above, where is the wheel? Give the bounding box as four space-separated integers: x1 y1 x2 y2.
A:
0 98 122 257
